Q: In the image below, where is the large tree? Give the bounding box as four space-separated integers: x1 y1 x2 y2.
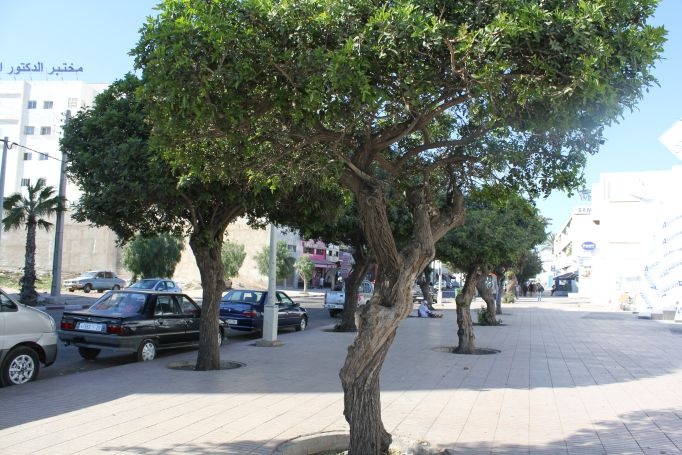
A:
437 187 546 351
61 74 327 371
2 179 65 305
134 1 665 452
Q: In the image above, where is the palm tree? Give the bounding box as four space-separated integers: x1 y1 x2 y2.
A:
2 178 65 305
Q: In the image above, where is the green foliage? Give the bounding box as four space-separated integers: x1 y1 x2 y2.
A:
436 187 546 274
221 241 246 279
135 0 665 200
122 233 184 281
2 178 65 233
516 250 544 284
501 292 516 304
2 178 66 305
477 305 500 326
255 240 295 281
294 254 315 283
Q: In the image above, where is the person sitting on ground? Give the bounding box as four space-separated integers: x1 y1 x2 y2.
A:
418 300 443 318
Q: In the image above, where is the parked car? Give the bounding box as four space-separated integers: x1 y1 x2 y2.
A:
58 290 224 361
127 278 182 293
64 270 126 293
220 289 308 332
324 280 374 317
0 288 57 386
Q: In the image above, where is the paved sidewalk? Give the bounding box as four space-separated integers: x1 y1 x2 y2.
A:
1 298 681 454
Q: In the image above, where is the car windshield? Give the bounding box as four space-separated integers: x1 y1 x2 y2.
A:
222 290 264 304
129 280 158 290
89 292 146 315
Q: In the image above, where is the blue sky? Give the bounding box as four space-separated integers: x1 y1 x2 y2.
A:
2 0 680 233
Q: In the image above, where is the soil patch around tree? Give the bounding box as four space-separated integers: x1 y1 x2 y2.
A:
167 360 245 371
273 431 450 455
433 346 500 355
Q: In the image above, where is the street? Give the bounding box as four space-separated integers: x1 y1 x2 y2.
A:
41 296 332 381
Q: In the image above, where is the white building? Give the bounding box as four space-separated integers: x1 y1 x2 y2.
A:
550 166 682 316
0 80 121 276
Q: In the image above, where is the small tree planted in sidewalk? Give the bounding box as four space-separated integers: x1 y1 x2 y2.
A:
294 254 314 293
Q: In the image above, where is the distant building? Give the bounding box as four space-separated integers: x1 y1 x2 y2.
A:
549 166 682 315
0 80 121 276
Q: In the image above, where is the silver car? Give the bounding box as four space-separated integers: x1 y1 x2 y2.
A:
64 270 127 293
127 278 182 293
0 289 57 386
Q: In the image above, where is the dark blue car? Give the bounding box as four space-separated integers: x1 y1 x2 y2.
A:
219 290 308 333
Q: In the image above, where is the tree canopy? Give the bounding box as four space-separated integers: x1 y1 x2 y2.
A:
133 1 665 451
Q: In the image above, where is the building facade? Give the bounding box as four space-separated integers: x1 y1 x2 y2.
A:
549 166 682 315
0 80 121 277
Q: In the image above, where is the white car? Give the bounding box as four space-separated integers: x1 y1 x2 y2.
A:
64 270 126 293
0 289 57 386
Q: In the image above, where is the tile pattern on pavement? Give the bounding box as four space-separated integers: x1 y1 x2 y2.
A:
1 297 681 454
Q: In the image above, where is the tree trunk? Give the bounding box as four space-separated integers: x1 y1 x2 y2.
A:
475 272 497 325
20 221 39 305
337 245 371 332
419 267 436 310
339 171 465 454
495 274 504 315
190 232 226 371
301 273 308 293
340 279 413 453
455 269 478 354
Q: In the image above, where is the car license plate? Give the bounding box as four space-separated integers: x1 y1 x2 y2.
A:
226 319 238 325
76 322 106 332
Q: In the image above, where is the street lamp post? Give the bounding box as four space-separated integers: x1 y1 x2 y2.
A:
258 223 281 346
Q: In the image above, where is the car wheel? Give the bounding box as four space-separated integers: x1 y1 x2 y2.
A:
218 329 224 348
83 283 92 293
112 285 120 290
68 288 74 292
1 347 40 386
78 347 101 360
295 316 307 332
137 339 157 362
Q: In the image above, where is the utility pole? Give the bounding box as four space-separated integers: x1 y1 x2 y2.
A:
50 111 70 296
257 223 281 346
0 137 8 243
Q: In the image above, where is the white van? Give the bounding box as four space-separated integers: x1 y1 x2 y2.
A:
0 289 57 386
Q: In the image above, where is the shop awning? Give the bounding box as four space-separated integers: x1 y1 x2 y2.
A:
554 272 578 280
311 258 339 269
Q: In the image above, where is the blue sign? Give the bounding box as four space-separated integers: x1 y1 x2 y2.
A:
581 241 596 250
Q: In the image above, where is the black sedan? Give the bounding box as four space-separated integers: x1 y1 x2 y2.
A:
219 290 308 333
59 290 225 361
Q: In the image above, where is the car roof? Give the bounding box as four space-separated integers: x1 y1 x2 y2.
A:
108 289 186 296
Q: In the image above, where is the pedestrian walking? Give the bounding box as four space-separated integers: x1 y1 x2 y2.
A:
537 283 544 301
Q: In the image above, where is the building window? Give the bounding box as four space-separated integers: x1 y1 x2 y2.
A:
67 98 77 108
21 178 30 187
27 100 37 109
40 126 51 135
24 126 35 135
38 152 48 161
23 152 32 161
43 101 54 109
